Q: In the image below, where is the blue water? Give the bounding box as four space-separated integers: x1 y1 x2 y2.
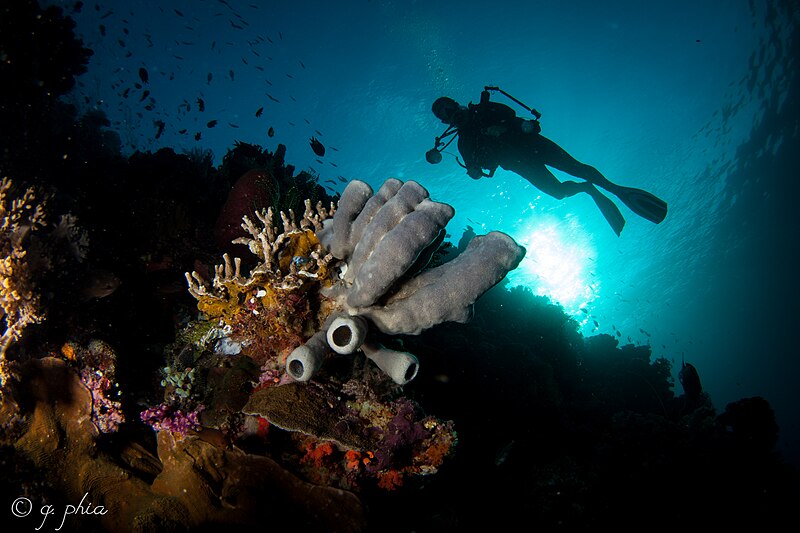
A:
58 0 799 465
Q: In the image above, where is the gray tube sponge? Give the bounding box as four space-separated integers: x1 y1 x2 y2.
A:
360 231 526 335
361 343 419 385
285 330 329 381
317 179 373 260
347 181 455 308
326 315 368 354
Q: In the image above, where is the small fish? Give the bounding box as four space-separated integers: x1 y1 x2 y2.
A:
286 73 294 79
337 176 347 183
174 8 184 16
330 162 338 167
197 97 205 111
330 146 339 152
267 126 275 137
299 60 306 69
207 72 213 84
195 132 202 140
139 90 150 102
80 269 121 301
593 320 599 328
325 179 336 184
138 67 149 84
99 24 106 36
267 94 279 103
228 122 239 128
178 128 187 134
154 120 165 139
309 136 325 157
229 69 235 81
255 107 263 117
207 120 217 128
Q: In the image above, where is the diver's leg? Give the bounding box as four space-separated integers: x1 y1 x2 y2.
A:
515 164 626 236
532 135 667 224
532 135 621 193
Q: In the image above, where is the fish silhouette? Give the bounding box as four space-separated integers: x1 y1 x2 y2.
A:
309 136 325 157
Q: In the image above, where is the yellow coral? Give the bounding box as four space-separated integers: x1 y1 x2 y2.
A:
0 178 46 359
185 200 335 324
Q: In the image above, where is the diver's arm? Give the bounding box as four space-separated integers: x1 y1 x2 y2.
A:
458 135 482 178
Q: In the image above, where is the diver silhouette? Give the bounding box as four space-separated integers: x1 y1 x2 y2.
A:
428 87 668 236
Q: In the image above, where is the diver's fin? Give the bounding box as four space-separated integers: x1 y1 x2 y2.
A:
613 186 668 224
587 186 626 237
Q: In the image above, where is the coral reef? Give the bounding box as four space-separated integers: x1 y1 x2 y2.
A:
286 178 526 383
1 357 365 532
177 176 509 492
0 178 47 361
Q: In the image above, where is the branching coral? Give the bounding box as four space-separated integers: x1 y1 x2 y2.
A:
0 178 47 361
185 199 335 316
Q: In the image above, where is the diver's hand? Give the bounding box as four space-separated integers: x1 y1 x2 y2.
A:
467 167 484 180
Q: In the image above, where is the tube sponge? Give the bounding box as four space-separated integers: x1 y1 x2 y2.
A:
302 178 525 383
361 343 419 386
285 330 328 382
326 315 368 355
346 182 455 308
359 231 525 335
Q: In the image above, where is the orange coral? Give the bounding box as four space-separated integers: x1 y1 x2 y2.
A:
302 440 334 468
344 450 361 471
377 469 403 491
60 341 78 361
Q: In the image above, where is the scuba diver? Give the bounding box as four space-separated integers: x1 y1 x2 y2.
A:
427 86 668 235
